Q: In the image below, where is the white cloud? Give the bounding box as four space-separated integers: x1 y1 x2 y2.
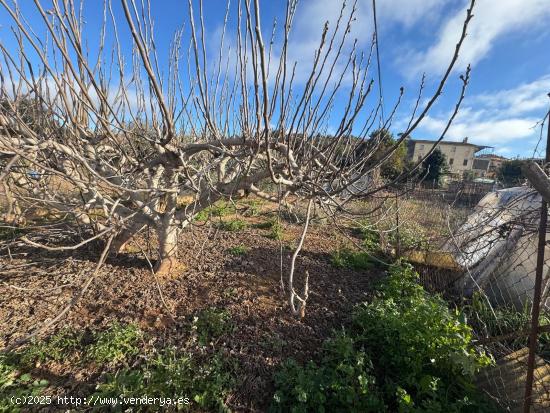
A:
414 73 549 150
420 115 538 145
406 0 550 76
473 75 550 116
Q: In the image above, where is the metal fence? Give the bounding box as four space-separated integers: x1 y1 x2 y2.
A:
403 151 550 410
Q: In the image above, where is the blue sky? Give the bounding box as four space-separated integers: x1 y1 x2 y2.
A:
1 0 549 158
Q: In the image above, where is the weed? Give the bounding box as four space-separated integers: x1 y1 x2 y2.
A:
0 353 49 412
254 219 284 240
463 292 550 354
194 201 236 222
240 199 263 216
217 219 247 232
227 245 248 256
331 247 376 270
267 221 284 240
20 329 82 366
192 308 233 346
260 333 287 354
272 263 498 412
94 348 233 412
87 323 141 364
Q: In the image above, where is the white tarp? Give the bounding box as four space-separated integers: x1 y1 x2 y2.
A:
443 186 550 309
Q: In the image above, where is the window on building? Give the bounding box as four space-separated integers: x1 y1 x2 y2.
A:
449 158 454 165
463 159 468 166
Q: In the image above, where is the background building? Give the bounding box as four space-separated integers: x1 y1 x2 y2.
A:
407 137 492 179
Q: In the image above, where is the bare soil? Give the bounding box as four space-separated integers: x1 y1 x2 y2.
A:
0 213 383 411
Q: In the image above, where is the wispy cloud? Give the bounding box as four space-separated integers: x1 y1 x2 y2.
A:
404 0 550 77
413 73 550 154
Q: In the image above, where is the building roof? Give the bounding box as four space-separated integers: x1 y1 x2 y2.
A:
408 138 492 151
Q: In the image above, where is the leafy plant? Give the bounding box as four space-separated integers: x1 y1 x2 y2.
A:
240 199 263 216
87 323 141 364
272 333 384 412
194 200 236 222
255 219 284 240
94 348 233 412
217 219 247 232
192 308 233 346
0 353 49 413
272 263 498 412
227 245 248 256
389 224 430 251
351 262 495 411
331 247 376 270
20 329 82 366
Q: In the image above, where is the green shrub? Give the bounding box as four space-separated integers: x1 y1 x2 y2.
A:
217 219 247 232
272 333 384 412
355 221 381 252
272 263 497 412
87 323 141 364
93 348 233 412
331 247 375 270
192 308 233 346
227 245 248 256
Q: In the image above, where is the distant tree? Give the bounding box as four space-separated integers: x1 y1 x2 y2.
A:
350 129 408 182
370 129 408 180
422 148 449 186
497 160 526 186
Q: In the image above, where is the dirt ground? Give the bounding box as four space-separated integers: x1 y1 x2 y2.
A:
0 211 384 411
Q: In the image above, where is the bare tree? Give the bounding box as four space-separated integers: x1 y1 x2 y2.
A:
0 0 475 317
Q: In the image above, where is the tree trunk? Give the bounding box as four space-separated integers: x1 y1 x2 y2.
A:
155 223 180 275
154 168 182 275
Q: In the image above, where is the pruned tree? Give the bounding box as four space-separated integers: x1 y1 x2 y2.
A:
0 0 476 317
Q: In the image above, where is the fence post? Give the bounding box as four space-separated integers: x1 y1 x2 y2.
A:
522 104 550 413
